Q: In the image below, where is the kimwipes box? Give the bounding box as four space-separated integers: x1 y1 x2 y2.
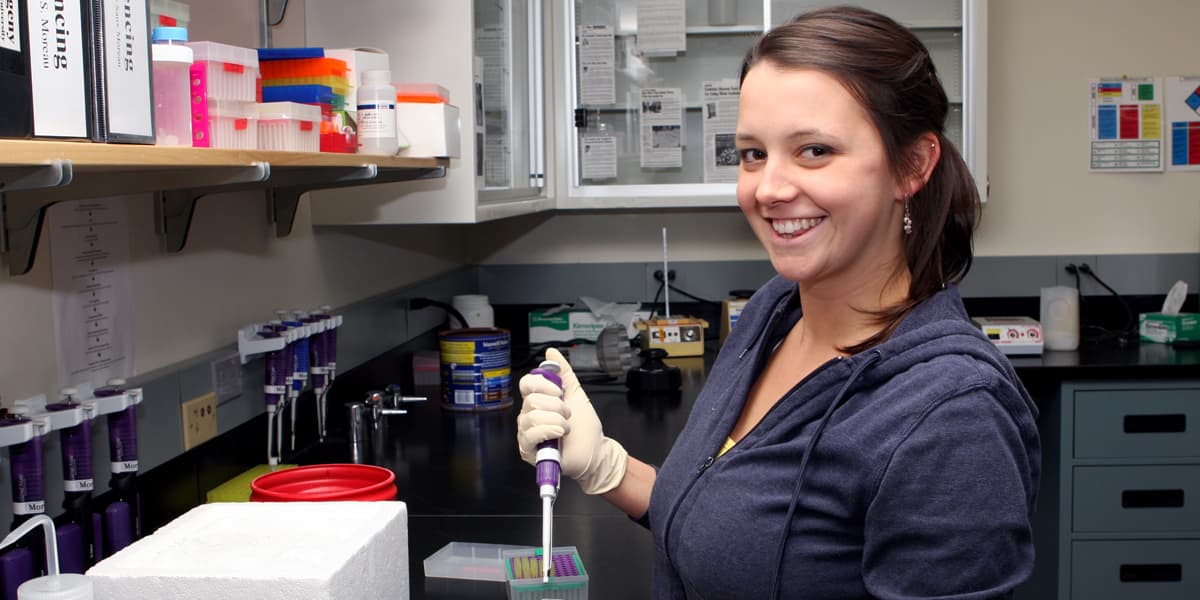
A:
1139 312 1200 344
529 308 650 344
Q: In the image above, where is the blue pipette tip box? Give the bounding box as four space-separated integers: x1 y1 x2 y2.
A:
503 545 588 600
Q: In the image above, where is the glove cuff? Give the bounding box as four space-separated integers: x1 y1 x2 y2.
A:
577 437 629 495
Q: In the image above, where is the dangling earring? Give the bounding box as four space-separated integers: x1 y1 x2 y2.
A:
902 200 913 235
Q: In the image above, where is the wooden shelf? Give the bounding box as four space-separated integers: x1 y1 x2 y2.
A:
0 140 450 275
0 140 447 171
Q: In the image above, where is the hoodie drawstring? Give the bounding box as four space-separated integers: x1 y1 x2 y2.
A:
768 349 883 600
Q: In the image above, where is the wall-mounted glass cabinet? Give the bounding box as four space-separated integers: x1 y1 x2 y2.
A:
553 0 987 209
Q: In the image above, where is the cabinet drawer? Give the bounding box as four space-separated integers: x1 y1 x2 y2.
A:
1074 388 1200 458
1074 465 1200 533
1071 539 1200 600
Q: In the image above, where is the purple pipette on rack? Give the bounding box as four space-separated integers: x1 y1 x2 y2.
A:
528 359 563 582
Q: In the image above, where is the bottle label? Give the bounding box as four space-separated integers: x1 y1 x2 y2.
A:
357 103 397 140
13 501 44 516
112 460 139 473
264 384 286 395
1 0 20 52
64 478 94 492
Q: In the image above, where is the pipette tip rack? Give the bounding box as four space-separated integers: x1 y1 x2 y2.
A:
503 546 588 600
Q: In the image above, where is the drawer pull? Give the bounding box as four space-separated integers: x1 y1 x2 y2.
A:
1119 563 1182 582
1122 489 1184 508
1124 414 1186 433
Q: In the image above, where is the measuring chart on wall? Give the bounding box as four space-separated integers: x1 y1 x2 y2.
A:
1165 76 1200 172
48 197 134 388
1089 77 1164 172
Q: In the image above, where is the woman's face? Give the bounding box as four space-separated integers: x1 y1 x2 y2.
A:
736 63 907 293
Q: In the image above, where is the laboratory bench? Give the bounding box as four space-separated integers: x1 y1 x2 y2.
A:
133 334 1199 600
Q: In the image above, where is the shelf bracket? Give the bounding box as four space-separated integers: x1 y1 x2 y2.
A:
267 164 379 237
265 163 446 238
156 163 271 253
0 160 76 275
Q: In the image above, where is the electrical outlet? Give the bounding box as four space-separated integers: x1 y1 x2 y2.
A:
182 392 218 450
211 353 243 402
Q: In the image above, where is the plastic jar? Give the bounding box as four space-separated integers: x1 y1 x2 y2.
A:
151 27 193 146
356 70 398 155
451 294 495 329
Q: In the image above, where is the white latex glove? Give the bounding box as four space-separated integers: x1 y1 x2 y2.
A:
517 347 628 495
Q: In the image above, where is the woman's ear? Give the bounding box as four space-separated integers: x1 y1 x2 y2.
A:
898 132 941 200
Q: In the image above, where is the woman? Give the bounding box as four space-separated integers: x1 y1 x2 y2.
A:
518 6 1040 598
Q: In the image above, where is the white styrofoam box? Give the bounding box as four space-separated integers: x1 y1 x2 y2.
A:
257 102 321 152
87 501 409 600
325 48 391 113
396 103 460 158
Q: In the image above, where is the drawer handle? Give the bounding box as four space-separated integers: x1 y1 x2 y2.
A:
1122 489 1184 508
1120 563 1182 583
1124 414 1186 433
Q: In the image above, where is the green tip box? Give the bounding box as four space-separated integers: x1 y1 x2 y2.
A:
1139 312 1199 344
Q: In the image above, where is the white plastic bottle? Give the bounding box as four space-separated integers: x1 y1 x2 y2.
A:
150 27 194 146
357 70 399 155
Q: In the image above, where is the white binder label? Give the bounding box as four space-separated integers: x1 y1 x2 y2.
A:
104 0 152 136
27 0 88 136
1 0 20 52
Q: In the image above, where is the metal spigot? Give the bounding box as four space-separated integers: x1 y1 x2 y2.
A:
363 386 425 429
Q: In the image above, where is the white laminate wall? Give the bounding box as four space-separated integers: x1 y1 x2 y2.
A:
977 0 1200 256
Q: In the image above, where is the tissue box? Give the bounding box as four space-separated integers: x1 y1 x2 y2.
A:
396 102 460 158
529 308 650 344
87 501 409 600
1139 312 1200 343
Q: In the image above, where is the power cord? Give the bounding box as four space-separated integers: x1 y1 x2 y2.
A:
409 297 469 331
1065 263 1136 345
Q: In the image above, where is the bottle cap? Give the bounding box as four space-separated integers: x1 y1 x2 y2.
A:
362 69 393 87
152 26 188 44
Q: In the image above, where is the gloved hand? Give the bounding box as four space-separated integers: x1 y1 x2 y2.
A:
517 347 628 495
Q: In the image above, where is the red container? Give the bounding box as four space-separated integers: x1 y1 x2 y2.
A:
250 464 396 502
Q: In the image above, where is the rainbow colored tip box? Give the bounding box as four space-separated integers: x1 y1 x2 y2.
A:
1139 312 1200 344
503 546 588 600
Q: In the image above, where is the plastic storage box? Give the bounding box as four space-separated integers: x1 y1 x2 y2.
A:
201 99 257 150
257 102 320 152
423 541 526 582
261 84 354 153
395 83 450 104
150 0 190 30
503 546 588 600
188 41 260 102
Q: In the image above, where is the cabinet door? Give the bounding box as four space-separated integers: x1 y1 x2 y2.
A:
554 0 987 210
556 0 766 209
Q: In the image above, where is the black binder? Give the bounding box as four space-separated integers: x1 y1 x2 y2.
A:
0 0 34 138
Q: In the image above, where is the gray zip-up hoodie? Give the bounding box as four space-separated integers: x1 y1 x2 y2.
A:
644 275 1041 599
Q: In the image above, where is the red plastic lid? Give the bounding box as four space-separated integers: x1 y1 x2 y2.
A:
250 464 396 502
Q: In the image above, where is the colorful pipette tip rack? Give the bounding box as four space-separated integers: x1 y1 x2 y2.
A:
503 546 588 600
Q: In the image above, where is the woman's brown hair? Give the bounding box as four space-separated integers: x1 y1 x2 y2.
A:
740 5 980 353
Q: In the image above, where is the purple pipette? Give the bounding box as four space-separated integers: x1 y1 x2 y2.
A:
528 359 563 582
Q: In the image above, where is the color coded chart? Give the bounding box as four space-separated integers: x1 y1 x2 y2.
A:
1089 78 1163 172
1165 76 1200 171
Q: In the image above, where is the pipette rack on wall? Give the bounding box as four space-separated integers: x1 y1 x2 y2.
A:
237 313 343 364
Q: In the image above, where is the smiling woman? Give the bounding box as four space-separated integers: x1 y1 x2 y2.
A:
516 7 1040 600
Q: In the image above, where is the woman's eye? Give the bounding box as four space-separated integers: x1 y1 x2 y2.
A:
738 148 766 164
799 145 831 159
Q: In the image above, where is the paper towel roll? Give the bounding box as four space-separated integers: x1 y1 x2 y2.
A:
1041 286 1080 351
